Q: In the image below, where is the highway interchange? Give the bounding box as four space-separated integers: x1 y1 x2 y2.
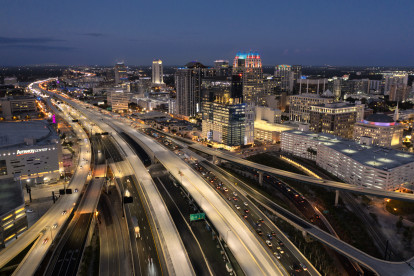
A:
2 78 413 276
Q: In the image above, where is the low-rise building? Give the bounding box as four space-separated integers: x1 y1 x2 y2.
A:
354 113 404 148
289 92 334 123
281 129 414 190
0 96 37 120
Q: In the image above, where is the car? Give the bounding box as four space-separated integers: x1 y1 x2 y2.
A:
267 234 273 240
266 240 272 247
243 214 248 219
74 188 78 193
235 204 240 210
256 222 262 227
26 209 34 213
271 231 276 237
293 263 301 272
243 202 248 206
232 197 238 201
256 229 263 235
223 187 228 192
52 223 58 229
300 263 308 271
216 186 221 190
274 252 281 259
228 197 232 201
259 218 264 223
43 238 49 244
233 192 238 196
278 241 284 246
62 210 67 215
276 246 284 254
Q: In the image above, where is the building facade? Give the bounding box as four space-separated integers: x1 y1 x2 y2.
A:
281 130 414 190
309 102 364 139
175 62 205 117
114 62 128 84
354 113 404 148
232 51 263 104
289 93 334 123
152 59 164 85
0 96 37 120
108 89 129 113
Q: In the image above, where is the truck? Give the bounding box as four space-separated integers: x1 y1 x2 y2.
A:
132 216 140 238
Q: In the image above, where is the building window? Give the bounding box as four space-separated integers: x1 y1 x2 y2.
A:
0 160 7 175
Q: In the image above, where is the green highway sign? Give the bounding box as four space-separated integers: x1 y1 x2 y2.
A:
190 213 206 221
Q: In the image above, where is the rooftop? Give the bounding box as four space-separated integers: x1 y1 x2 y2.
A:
284 129 414 170
255 121 296 132
0 121 57 149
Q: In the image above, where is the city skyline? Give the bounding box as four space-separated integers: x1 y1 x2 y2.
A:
1 0 414 66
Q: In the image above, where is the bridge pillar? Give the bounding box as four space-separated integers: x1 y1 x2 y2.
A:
258 171 263 186
335 190 340 206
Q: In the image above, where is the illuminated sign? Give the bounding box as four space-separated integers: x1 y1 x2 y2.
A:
16 148 50 156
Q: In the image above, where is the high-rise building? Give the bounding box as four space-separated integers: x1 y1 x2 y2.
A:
309 102 364 139
383 72 408 95
389 84 409 102
232 51 263 104
201 75 253 147
175 62 205 117
114 62 128 84
152 59 164 85
289 92 335 123
274 65 302 94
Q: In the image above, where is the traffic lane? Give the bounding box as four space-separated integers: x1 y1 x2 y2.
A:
122 174 162 276
198 161 310 276
154 177 212 276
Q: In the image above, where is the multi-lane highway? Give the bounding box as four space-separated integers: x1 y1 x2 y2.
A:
46 91 195 276
49 93 287 275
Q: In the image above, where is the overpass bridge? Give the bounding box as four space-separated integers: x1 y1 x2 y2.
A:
189 143 414 203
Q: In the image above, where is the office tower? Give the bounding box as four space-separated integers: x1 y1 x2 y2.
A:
175 61 205 117
354 113 404 148
232 51 263 104
274 65 302 94
383 72 408 95
309 102 364 139
152 59 164 85
289 92 335 123
201 75 253 147
114 62 128 84
389 84 409 102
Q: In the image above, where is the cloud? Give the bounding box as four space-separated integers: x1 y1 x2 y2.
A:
82 33 106 37
0 44 75 51
0 36 65 44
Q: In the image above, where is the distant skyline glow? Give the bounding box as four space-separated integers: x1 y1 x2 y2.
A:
0 0 413 66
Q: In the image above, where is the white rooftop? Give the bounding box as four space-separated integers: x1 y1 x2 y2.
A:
285 130 414 170
0 121 55 148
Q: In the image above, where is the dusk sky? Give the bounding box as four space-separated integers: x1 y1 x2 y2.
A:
1 0 413 66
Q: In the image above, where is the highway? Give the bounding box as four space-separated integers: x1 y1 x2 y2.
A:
45 90 195 276
52 95 286 275
189 143 414 203
0 91 92 275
